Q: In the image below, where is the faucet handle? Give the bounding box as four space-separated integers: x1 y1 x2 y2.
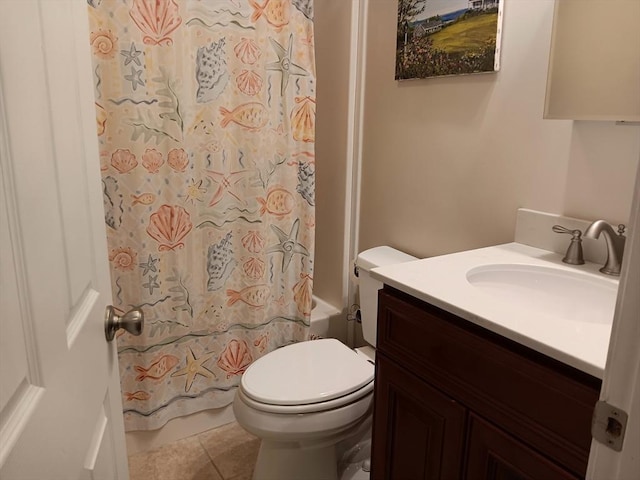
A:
552 224 581 237
617 224 626 236
552 224 585 265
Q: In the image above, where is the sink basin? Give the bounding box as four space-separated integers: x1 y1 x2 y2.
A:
466 264 617 325
371 242 619 377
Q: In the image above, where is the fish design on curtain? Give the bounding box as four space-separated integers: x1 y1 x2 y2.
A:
88 0 316 431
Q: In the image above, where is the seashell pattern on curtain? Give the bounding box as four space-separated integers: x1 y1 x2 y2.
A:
88 0 315 431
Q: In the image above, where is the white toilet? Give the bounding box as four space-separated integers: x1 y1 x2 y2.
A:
233 247 416 480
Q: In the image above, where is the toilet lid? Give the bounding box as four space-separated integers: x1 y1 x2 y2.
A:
241 338 374 406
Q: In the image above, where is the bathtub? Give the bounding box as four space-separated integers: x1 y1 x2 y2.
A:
126 296 343 455
310 295 342 338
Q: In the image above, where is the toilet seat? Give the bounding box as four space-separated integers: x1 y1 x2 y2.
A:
236 383 373 414
240 338 375 413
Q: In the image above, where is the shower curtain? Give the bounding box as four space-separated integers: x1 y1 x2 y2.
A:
88 0 315 431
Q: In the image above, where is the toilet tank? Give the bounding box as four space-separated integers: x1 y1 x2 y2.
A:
356 247 417 347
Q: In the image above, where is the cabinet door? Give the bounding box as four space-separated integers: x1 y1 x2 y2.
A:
465 414 580 480
377 287 599 473
372 354 466 480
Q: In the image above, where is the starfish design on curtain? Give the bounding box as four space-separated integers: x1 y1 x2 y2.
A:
266 34 309 96
266 218 310 272
142 275 159 295
170 347 216 392
205 169 251 206
138 254 158 275
120 42 142 66
124 66 144 90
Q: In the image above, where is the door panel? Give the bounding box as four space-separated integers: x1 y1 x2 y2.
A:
0 1 128 478
465 414 579 480
0 181 31 414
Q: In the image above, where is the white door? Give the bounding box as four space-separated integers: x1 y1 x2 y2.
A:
0 1 130 478
587 156 640 477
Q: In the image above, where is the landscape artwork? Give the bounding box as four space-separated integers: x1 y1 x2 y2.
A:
396 0 503 80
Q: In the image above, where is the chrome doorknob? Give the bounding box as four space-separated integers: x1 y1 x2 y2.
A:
105 306 144 341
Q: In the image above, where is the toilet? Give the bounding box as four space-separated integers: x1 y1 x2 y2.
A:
233 247 417 480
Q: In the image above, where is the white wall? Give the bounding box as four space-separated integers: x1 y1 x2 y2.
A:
313 0 354 340
358 0 639 258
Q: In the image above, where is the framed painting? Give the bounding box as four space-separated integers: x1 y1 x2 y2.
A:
396 0 504 80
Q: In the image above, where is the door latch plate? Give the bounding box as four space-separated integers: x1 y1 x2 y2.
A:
592 400 628 452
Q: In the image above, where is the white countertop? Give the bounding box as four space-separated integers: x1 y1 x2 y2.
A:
371 242 619 379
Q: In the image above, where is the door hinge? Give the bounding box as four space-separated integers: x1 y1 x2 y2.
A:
591 400 628 452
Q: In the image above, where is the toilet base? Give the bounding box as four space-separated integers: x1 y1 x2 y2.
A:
234 385 374 480
253 440 338 480
338 423 372 480
339 463 371 480
250 416 372 480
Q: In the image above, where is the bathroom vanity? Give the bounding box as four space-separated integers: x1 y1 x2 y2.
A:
371 286 601 479
367 218 620 480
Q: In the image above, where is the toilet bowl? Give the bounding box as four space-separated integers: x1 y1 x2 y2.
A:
233 339 374 480
233 247 417 480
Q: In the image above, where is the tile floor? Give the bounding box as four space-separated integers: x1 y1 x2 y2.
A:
128 422 260 480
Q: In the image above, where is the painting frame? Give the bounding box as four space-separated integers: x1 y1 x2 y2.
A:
396 0 504 80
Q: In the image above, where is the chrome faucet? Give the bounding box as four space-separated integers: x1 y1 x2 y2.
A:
583 220 626 276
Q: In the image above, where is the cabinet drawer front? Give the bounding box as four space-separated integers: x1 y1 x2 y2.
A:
377 288 600 476
372 354 466 480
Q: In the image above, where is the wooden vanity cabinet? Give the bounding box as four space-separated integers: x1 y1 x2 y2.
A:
371 286 602 480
